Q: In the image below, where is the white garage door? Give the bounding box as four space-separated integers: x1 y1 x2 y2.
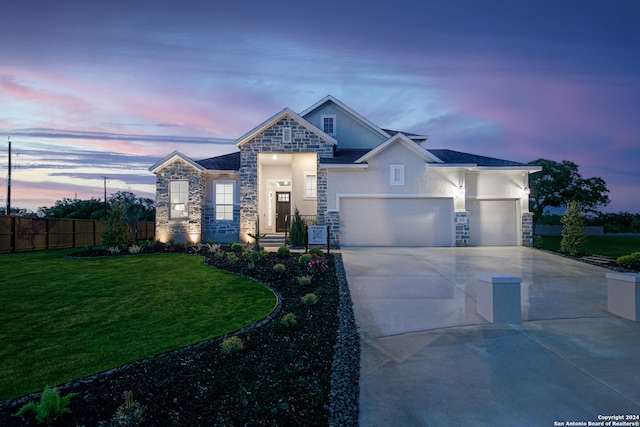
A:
340 198 453 246
468 200 518 246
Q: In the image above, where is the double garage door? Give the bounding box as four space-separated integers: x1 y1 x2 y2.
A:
340 198 453 246
339 197 518 247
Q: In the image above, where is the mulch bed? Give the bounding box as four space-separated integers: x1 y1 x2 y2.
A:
0 245 358 426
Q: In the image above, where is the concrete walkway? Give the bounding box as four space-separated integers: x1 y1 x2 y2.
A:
342 247 640 426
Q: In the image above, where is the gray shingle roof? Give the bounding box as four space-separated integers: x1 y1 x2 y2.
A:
196 151 240 170
427 149 528 167
195 148 526 170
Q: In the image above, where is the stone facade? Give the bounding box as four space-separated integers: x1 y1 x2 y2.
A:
455 211 470 247
154 159 205 243
521 212 534 247
239 116 334 242
326 211 340 248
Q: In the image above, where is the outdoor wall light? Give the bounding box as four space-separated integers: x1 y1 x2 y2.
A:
458 185 465 195
272 154 278 160
522 187 531 196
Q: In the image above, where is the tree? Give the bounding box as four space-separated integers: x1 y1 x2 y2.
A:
102 199 128 249
289 207 307 247
560 201 588 256
528 159 610 221
109 191 155 241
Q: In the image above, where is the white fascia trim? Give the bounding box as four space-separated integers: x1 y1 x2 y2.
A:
300 95 391 140
425 163 478 169
149 151 206 173
329 193 453 211
470 166 543 172
235 108 337 147
466 196 521 200
320 163 368 170
356 133 444 164
205 170 241 176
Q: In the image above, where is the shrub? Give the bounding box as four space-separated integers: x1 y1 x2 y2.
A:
533 235 544 248
152 240 166 252
301 293 319 306
220 336 244 355
308 248 324 257
206 242 220 253
297 275 312 286
289 207 307 247
281 312 297 327
83 244 93 253
277 246 291 257
102 200 128 249
308 254 329 274
107 246 121 254
298 253 312 266
273 263 286 273
247 261 255 270
109 390 147 427
13 386 79 424
226 252 239 263
231 243 244 252
617 252 640 270
128 244 142 254
560 201 588 256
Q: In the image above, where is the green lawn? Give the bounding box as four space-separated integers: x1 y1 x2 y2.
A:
0 250 277 401
536 235 640 258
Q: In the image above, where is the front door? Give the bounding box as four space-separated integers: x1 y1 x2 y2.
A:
276 192 291 232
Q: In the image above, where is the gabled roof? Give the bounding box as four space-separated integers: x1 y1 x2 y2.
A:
235 107 337 147
300 95 391 140
196 151 240 171
149 151 206 173
355 133 444 164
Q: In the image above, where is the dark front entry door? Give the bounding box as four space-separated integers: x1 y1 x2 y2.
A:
276 192 291 232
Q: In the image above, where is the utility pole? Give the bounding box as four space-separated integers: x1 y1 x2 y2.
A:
103 176 109 215
6 136 11 216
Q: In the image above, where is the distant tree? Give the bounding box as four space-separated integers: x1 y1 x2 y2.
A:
109 191 155 241
589 211 640 233
560 201 588 256
528 159 610 221
41 193 155 222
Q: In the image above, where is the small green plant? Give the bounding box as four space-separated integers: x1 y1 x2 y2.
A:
13 386 79 424
214 250 224 260
247 261 255 270
277 246 291 257
108 390 147 427
533 235 544 248
220 336 244 355
273 263 286 273
231 243 244 252
301 293 319 306
308 248 324 256
107 246 121 254
206 242 220 253
297 275 312 286
281 312 297 327
83 244 93 253
298 253 312 266
128 244 142 254
617 252 640 270
560 201 588 256
226 252 239 263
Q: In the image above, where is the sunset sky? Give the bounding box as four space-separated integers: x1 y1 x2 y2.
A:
1 0 639 213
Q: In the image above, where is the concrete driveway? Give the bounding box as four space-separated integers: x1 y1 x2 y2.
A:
341 247 640 426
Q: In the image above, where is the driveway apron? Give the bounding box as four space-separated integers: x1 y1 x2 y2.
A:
342 247 640 426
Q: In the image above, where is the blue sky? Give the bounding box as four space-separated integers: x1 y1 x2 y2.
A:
1 0 639 212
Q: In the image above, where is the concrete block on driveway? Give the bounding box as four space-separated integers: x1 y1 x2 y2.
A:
606 272 640 321
476 274 522 324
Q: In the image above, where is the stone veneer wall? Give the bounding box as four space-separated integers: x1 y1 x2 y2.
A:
239 117 334 241
455 212 470 247
154 159 205 243
326 211 340 248
521 212 534 247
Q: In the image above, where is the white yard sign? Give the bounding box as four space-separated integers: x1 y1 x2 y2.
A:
308 226 327 245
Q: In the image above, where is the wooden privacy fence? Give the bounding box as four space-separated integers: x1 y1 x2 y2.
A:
0 216 155 253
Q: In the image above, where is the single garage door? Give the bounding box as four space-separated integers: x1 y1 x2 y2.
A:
340 198 453 246
468 199 518 246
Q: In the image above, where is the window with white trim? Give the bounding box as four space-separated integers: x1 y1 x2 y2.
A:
321 114 336 136
215 182 234 221
390 164 405 186
170 180 189 219
305 174 317 198
283 127 291 143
